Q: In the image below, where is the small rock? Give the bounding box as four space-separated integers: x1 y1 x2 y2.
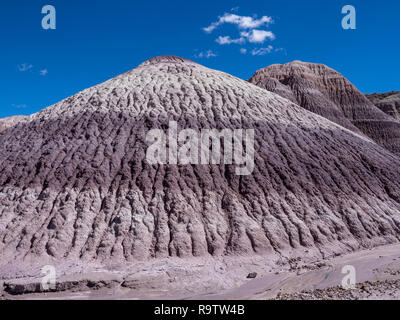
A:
297 269 307 275
247 272 257 279
361 285 370 292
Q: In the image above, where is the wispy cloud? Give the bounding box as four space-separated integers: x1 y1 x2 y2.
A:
17 63 49 76
274 47 287 55
11 103 27 109
240 48 247 54
194 50 217 59
251 45 274 56
17 63 33 72
216 36 245 45
203 13 273 33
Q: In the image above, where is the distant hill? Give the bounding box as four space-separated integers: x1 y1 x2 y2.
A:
366 91 400 120
249 61 400 156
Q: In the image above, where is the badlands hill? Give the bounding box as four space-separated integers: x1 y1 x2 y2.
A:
366 91 400 121
249 61 400 156
1 56 400 269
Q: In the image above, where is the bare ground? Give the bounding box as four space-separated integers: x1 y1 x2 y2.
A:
2 243 400 300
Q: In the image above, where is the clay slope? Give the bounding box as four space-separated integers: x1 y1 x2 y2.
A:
0 115 28 132
249 61 400 156
366 91 400 121
1 56 400 267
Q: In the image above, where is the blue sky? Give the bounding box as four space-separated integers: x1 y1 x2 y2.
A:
1 0 399 118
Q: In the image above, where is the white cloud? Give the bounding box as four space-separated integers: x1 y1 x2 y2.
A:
203 13 273 33
241 30 275 43
40 69 48 76
216 35 245 45
216 30 274 45
251 45 274 56
202 11 279 56
194 50 217 59
17 63 33 72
